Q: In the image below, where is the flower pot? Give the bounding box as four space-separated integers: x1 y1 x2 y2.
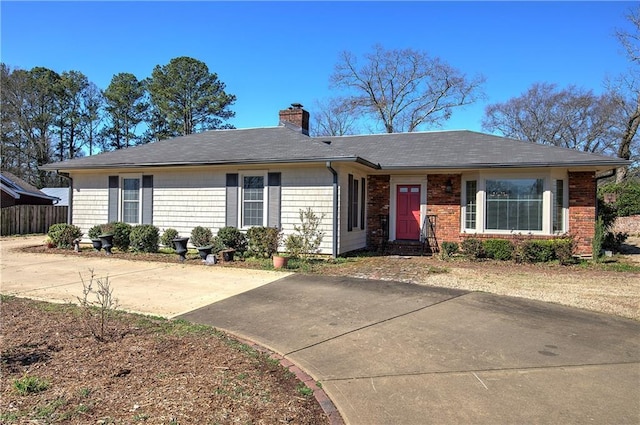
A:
272 255 289 269
196 246 213 260
99 234 114 255
173 237 190 262
91 239 102 252
220 249 235 262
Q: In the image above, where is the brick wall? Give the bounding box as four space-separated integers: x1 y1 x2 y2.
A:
366 175 390 250
426 174 462 244
569 171 596 256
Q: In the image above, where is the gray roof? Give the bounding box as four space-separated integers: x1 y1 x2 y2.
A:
41 126 629 172
41 188 69 206
1 171 60 201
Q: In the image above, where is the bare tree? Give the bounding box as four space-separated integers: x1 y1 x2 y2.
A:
311 98 359 137
330 45 485 133
482 82 620 155
611 5 640 182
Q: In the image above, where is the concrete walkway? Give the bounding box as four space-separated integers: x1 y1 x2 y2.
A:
0 236 288 317
2 236 639 424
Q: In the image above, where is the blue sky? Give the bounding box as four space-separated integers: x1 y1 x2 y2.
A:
1 1 637 133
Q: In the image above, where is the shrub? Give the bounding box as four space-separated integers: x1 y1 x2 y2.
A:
217 226 247 253
160 228 180 248
603 231 629 253
553 237 576 265
286 207 325 259
592 217 606 261
129 224 159 253
246 226 281 258
460 237 484 260
190 226 213 248
110 222 132 251
439 241 459 260
598 180 640 217
483 239 514 261
519 240 555 263
88 225 102 240
47 223 83 249
210 236 227 253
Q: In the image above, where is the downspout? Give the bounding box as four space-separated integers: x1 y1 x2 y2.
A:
594 169 616 218
326 162 338 258
56 172 73 225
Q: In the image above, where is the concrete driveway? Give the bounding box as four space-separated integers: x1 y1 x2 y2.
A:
180 274 640 425
0 236 288 317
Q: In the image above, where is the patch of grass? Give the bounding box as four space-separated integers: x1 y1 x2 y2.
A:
296 382 313 397
577 258 640 272
13 374 50 395
0 412 19 422
35 397 67 419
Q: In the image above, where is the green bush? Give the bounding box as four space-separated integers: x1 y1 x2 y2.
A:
592 217 606 261
129 224 159 253
460 238 484 260
88 225 102 239
217 226 247 253
603 231 629 253
598 180 640 217
246 226 281 258
160 228 179 248
483 239 514 261
110 222 132 251
190 226 213 248
47 223 83 249
210 236 227 254
285 234 304 258
285 207 325 260
553 237 576 265
439 241 459 260
519 240 555 263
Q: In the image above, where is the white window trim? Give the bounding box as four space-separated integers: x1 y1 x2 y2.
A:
120 174 142 224
238 171 268 229
461 170 568 236
389 175 427 241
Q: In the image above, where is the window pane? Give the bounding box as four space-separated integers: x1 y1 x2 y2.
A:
352 179 359 228
243 176 264 226
122 178 140 223
486 179 543 231
465 180 477 230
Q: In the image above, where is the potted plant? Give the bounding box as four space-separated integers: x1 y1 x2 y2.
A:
190 226 214 260
88 224 103 251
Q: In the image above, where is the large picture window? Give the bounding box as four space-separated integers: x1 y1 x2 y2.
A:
122 178 140 224
486 179 543 231
243 176 264 227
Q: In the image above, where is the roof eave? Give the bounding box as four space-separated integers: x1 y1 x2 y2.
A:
41 156 381 172
380 160 631 171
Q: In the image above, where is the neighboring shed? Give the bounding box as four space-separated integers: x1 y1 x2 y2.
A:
1 171 59 207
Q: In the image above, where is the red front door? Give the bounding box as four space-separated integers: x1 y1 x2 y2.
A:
396 185 421 240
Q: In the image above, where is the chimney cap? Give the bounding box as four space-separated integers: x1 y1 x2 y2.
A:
290 103 303 109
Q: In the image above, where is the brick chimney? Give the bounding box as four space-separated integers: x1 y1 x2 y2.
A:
279 103 310 135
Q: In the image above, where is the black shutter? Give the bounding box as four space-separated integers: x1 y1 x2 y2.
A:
226 173 239 227
360 177 366 230
108 176 119 222
142 175 153 224
347 174 353 232
267 172 281 228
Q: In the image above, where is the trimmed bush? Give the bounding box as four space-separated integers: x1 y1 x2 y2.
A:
483 239 514 261
592 217 606 261
160 228 179 248
129 224 159 253
439 241 459 260
190 226 213 248
111 222 132 251
461 238 484 260
553 237 576 265
217 226 247 253
47 223 83 249
518 240 555 263
246 226 281 258
88 225 102 239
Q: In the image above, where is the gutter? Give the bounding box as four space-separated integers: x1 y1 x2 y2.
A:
326 161 339 258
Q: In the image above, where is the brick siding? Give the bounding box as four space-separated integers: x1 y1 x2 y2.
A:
568 171 596 256
366 175 391 250
426 174 462 244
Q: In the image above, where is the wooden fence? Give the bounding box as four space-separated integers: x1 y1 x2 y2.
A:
1 205 69 236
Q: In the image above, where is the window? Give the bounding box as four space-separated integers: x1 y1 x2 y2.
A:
122 178 140 224
465 180 477 230
553 179 565 232
352 178 359 228
243 176 264 227
348 174 364 232
486 179 543 231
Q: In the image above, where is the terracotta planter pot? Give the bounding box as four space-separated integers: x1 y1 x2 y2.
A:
272 255 289 269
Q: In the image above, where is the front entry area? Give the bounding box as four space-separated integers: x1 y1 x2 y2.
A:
396 185 421 240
